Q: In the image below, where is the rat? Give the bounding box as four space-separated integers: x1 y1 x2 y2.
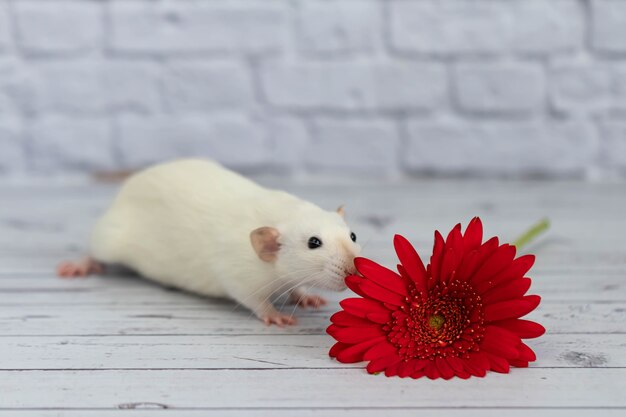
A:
57 159 361 326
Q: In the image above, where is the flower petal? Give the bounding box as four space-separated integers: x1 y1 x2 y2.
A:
457 237 499 282
435 356 455 380
384 362 401 377
479 278 532 304
329 342 350 358
330 311 377 327
393 235 427 291
424 362 441 380
455 249 479 282
478 255 535 291
486 352 510 373
336 337 386 363
344 275 368 298
510 359 529 368
463 217 483 252
366 354 401 374
518 342 537 362
464 352 489 377
358 279 407 306
396 360 415 378
363 341 398 361
455 369 472 379
339 298 390 318
429 231 445 282
471 244 516 285
484 295 541 322
326 325 385 344
442 224 464 283
439 248 458 284
412 359 430 373
493 318 546 339
446 357 472 379
480 337 520 360
484 325 522 346
354 257 407 295
366 312 392 324
410 370 426 379
446 356 465 374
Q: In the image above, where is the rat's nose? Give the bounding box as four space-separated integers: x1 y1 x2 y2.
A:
344 258 358 276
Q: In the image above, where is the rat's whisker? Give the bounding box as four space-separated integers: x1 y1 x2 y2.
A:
232 266 323 312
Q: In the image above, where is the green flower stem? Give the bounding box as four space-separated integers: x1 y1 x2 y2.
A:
512 218 550 251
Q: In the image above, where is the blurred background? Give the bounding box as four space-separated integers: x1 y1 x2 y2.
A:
0 0 625 181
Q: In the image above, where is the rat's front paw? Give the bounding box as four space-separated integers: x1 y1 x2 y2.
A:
293 294 327 309
261 312 297 327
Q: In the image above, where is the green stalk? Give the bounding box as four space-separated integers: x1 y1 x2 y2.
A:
512 218 550 250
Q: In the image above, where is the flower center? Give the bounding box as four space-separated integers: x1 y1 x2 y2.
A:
385 279 485 360
428 314 445 330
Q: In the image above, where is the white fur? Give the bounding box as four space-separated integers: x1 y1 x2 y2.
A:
90 159 361 318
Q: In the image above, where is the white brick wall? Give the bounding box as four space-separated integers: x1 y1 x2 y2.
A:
0 0 625 179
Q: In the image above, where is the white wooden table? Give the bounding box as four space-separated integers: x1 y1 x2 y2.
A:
0 179 625 416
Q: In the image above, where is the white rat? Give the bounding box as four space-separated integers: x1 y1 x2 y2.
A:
57 159 361 326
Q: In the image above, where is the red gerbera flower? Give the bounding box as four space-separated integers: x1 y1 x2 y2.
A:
327 217 545 379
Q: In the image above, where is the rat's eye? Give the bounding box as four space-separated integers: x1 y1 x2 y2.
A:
308 236 323 249
350 232 357 242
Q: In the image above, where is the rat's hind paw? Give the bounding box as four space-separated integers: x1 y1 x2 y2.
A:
261 312 297 327
57 257 103 278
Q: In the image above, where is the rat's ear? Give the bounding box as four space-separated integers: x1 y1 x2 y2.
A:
336 205 346 217
250 227 281 263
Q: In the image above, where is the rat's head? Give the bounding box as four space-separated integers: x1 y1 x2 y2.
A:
250 205 361 291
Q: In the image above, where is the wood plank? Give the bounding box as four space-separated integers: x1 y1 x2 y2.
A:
0 299 621 335
0 269 623 304
1 181 626 254
5 252 626 275
1 368 624 408
0 333 620 370
1 410 625 417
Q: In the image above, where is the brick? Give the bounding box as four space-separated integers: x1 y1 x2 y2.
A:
389 0 510 54
15 0 102 54
0 58 36 116
403 120 598 176
109 0 286 55
0 2 10 53
260 62 446 111
0 90 10 115
297 0 379 55
0 119 23 173
591 0 626 53
0 60 19 115
509 0 584 54
31 62 159 115
389 0 583 55
305 119 398 175
599 122 626 168
117 115 271 169
550 66 612 111
263 116 309 173
28 117 115 172
613 67 626 108
162 63 254 113
454 64 545 114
